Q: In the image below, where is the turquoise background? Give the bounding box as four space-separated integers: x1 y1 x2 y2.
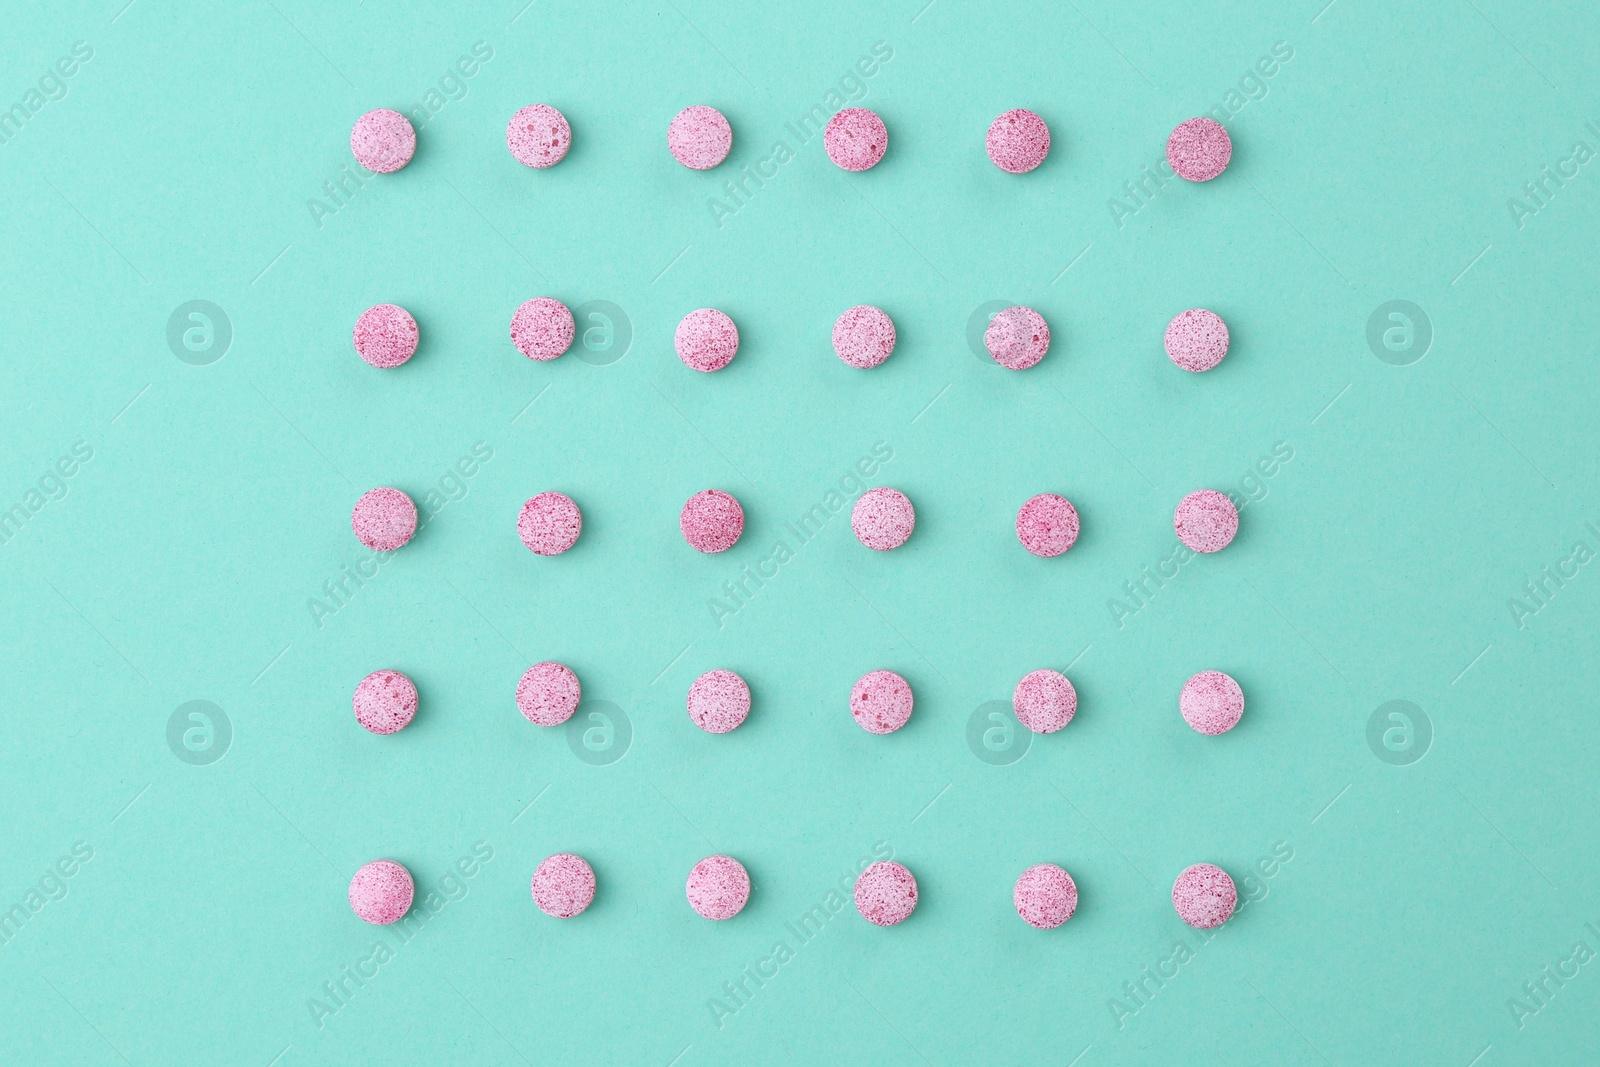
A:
3 0 1599 1063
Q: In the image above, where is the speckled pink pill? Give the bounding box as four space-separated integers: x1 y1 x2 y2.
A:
668 106 732 170
1167 117 1232 182
984 306 1050 370
1014 864 1078 929
680 489 744 553
851 669 913 734
686 855 750 920
516 661 581 726
352 487 417 551
1174 489 1239 553
518 492 582 555
825 107 887 171
852 487 914 550
352 304 419 368
511 297 575 361
349 859 414 925
675 308 739 372
532 853 595 918
1181 670 1244 735
1016 494 1079 557
832 305 896 369
1165 309 1229 372
353 669 417 734
351 108 416 174
1013 669 1076 734
855 861 917 926
506 104 571 168
687 669 750 734
986 109 1050 173
1172 863 1237 928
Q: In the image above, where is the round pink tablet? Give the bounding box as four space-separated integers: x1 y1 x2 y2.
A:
668 105 732 170
984 306 1050 370
352 669 417 735
352 304 419 368
687 669 750 733
1014 863 1078 929
532 853 596 918
506 104 571 168
351 108 416 173
855 861 917 926
675 308 739 372
851 669 913 734
352 487 418 551
1013 669 1076 734
832 305 896 369
518 492 582 555
686 855 750 920
1172 863 1237 928
1180 670 1244 735
1167 117 1232 182
349 859 414 925
851 487 914 550
516 661 581 726
511 297 576 361
986 109 1051 173
824 107 887 171
1165 309 1230 372
680 489 744 553
1173 489 1239 553
1016 493 1079 557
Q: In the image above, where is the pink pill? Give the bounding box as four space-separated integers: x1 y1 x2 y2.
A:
350 108 416 174
518 492 582 555
352 669 417 735
1014 864 1078 929
851 669 913 734
511 297 576 361
532 852 596 918
352 304 419 369
1167 117 1232 182
984 306 1050 370
851 487 915 550
506 104 571 169
516 661 581 726
1173 489 1239 553
1013 670 1077 734
687 669 750 734
1180 670 1244 735
352 487 417 551
680 489 744 553
1172 863 1237 928
1165 309 1229 372
675 308 739 372
686 855 751 920
825 107 887 171
1016 493 1079 557
986 108 1051 174
832 305 897 369
855 860 917 926
668 105 732 170
349 859 414 925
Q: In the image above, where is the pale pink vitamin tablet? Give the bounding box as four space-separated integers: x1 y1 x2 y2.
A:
532 852 596 918
984 306 1050 370
687 669 750 734
1014 864 1078 929
855 861 917 926
824 107 887 171
832 305 896 369
1016 493 1079 557
1167 117 1232 182
518 492 582 555
668 106 732 170
349 859 414 925
516 661 581 726
1180 670 1244 735
352 487 418 551
1173 489 1239 553
851 669 913 734
352 669 417 735
680 489 744 553
511 297 576 361
852 487 914 550
352 304 419 368
686 855 750 920
1172 863 1237 928
675 308 739 372
351 108 416 174
986 109 1051 174
1013 669 1076 734
506 104 571 168
1165 309 1230 372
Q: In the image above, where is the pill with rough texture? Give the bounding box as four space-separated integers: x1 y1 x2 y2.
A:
687 669 750 734
516 661 581 726
352 488 417 551
1167 118 1232 182
1165 309 1229 372
1016 493 1079 557
353 669 417 734
832 305 896 369
349 860 414 924
1014 864 1078 929
1180 670 1243 735
855 861 917 926
851 669 913 734
825 107 887 171
532 853 595 918
1172 863 1237 928
986 109 1051 173
1013 669 1076 734
668 106 732 170
985 306 1050 369
353 304 419 368
1173 490 1239 553
852 487 914 550
519 492 582 555
675 308 739 372
680 489 744 553
351 108 415 173
686 855 750 920
507 104 571 168
511 297 576 361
